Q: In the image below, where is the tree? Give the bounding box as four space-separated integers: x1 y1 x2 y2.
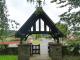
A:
55 22 69 36
51 0 80 32
60 11 80 31
0 0 19 42
51 0 80 8
0 0 9 40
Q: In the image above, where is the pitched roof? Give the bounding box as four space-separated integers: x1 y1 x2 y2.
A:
15 7 64 38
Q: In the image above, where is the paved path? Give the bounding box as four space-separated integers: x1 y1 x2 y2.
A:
30 54 51 60
30 39 51 60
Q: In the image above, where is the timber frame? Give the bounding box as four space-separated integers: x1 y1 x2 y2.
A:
15 7 64 43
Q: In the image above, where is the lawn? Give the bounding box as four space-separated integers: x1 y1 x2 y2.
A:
0 55 18 60
32 40 41 45
0 55 80 60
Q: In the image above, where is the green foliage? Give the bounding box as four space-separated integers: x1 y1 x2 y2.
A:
60 11 80 30
73 32 80 36
51 0 80 32
66 38 80 46
63 56 80 60
32 34 41 39
0 1 18 49
0 0 19 42
51 0 80 8
32 40 40 45
55 22 69 36
0 0 9 40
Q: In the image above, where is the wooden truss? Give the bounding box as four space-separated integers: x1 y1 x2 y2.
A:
15 7 64 43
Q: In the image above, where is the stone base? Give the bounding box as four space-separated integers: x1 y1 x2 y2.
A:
50 44 62 60
18 44 30 60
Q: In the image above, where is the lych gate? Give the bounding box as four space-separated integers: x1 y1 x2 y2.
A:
15 7 63 43
15 2 64 60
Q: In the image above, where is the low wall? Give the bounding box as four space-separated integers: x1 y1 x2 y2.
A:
48 45 80 56
0 47 18 55
0 45 80 56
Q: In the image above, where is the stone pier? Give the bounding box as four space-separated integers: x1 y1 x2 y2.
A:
50 44 62 60
18 44 30 60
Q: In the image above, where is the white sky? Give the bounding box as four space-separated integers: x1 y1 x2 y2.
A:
6 0 69 30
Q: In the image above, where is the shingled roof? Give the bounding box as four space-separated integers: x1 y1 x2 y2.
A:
15 7 64 39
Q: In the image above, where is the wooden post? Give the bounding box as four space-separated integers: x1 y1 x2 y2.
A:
33 23 36 31
57 38 59 44
39 18 41 31
44 23 46 31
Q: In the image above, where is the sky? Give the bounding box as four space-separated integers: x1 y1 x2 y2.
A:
6 0 69 30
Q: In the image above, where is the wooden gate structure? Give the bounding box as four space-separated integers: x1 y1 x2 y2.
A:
15 1 64 60
15 7 64 43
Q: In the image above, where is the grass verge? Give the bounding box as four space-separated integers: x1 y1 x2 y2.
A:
0 55 17 60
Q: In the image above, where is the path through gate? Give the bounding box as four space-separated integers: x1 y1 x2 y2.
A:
30 39 51 60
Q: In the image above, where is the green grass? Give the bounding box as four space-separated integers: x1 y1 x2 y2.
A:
32 40 41 45
0 55 18 60
0 55 80 60
63 56 80 60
